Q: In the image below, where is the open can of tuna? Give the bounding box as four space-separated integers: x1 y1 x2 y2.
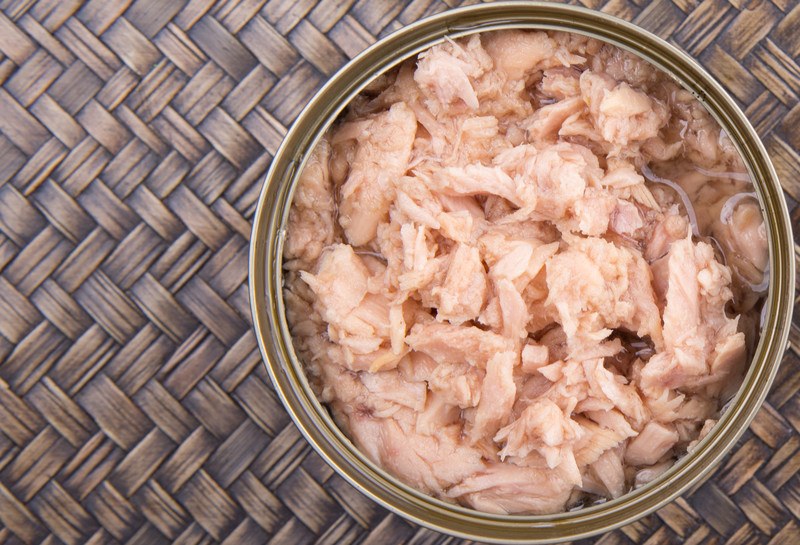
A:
249 2 794 542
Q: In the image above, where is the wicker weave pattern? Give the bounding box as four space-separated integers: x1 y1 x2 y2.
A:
0 0 798 543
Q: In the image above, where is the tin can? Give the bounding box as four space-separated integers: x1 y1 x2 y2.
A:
249 3 794 542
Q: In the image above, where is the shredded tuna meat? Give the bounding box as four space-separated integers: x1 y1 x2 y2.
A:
283 30 768 514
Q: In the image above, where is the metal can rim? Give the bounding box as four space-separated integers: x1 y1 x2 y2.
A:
249 2 795 542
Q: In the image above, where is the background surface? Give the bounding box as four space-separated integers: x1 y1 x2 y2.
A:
0 0 799 543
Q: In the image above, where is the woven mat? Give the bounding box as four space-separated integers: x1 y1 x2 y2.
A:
0 0 798 543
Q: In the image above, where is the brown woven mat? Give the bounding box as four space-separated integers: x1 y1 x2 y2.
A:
0 0 798 543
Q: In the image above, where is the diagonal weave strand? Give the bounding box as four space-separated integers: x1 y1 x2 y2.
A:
0 1 798 544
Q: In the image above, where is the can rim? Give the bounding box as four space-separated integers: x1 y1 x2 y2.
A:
249 2 794 542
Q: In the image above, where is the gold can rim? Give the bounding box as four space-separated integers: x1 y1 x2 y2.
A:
249 2 794 542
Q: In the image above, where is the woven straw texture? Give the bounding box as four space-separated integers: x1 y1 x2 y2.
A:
0 0 798 544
